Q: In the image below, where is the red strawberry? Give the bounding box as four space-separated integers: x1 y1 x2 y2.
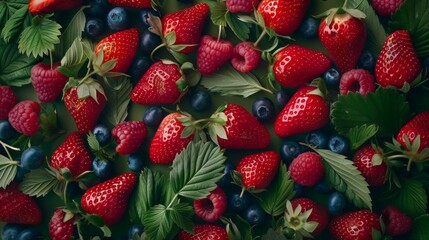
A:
108 0 151 8
112 121 147 155
329 210 381 240
375 30 421 88
31 62 68 103
162 3 209 54
353 144 387 187
339 69 376 96
210 104 270 150
0 184 42 224
81 172 137 225
274 85 330 138
29 0 83 15
396 111 429 153
227 0 260 13
381 206 412 236
289 152 324 187
49 208 76 240
178 224 228 240
287 198 329 237
149 112 195 164
272 44 332 88
236 151 280 189
257 0 310 36
8 100 40 136
0 86 17 120
371 0 404 17
94 28 139 73
197 36 233 76
194 187 227 222
131 61 188 105
50 132 92 177
231 41 261 73
319 13 367 73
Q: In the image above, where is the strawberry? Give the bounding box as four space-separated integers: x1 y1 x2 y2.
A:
319 11 367 73
131 61 188 105
162 3 209 54
50 132 92 177
8 100 40 136
178 224 228 240
375 30 421 88
149 112 195 164
286 198 329 237
289 152 324 187
257 0 310 36
272 44 332 88
371 0 404 17
396 111 429 153
381 206 412 236
49 208 76 240
29 0 83 15
0 86 17 120
81 172 137 225
197 35 233 76
112 121 147 155
94 28 139 73
108 0 151 8
194 187 227 222
31 62 68 103
329 210 381 240
236 151 280 189
274 85 330 138
353 144 387 187
227 0 260 13
209 104 270 150
0 184 42 224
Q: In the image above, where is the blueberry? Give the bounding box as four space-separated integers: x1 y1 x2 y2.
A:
139 8 160 28
328 134 349 155
244 204 265 225
216 161 234 188
93 124 111 146
323 68 341 87
314 179 331 194
92 158 112 179
85 18 105 37
275 89 289 108
17 227 41 240
191 90 212 112
298 16 318 38
2 223 26 240
129 56 152 85
143 106 165 127
0 120 17 141
140 30 161 53
107 7 129 31
252 97 274 122
328 192 347 215
228 191 250 212
20 146 45 170
128 224 144 239
85 0 109 17
305 130 328 149
358 50 376 71
15 166 29 181
294 183 304 198
128 154 144 172
279 140 302 164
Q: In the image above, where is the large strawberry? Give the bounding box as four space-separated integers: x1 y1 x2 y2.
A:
178 224 228 240
108 0 151 8
257 0 310 36
94 28 139 73
29 0 83 15
353 144 387 187
50 132 92 177
131 61 188 105
375 30 421 88
0 85 17 120
0 184 42 224
81 172 137 225
274 85 330 138
49 208 76 240
329 210 381 240
31 62 68 103
272 44 332 88
396 111 429 153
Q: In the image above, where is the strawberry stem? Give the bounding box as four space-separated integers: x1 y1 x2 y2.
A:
0 140 20 160
63 180 70 206
254 29 267 47
150 43 167 61
217 25 223 41
166 193 179 209
49 50 54 70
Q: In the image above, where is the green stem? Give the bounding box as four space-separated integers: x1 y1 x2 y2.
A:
63 180 70 206
256 85 274 95
49 50 54 70
150 43 167 61
166 194 179 209
254 29 267 47
217 25 223 41
0 140 20 160
80 70 98 84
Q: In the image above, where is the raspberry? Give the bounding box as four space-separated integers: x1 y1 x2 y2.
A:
193 187 227 222
289 198 329 237
289 152 324 186
226 0 260 13
381 206 412 236
339 69 376 96
371 0 404 17
197 35 233 76
231 42 261 73
31 62 69 103
8 100 40 136
112 121 147 155
49 208 76 240
0 86 17 120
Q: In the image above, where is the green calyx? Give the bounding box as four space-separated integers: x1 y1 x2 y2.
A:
314 0 366 25
308 78 328 100
385 135 429 171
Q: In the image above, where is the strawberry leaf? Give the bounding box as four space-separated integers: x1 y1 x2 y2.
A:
169 202 194 234
0 154 18 189
0 0 27 29
226 12 251 41
142 204 174 240
1 5 31 43
346 124 379 151
210 1 228 27
411 214 429 240
102 76 132 126
19 168 58 197
390 178 427 218
222 215 253 240
55 6 86 58
59 37 88 77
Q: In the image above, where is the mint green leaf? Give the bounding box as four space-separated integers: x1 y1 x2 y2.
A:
170 141 226 200
87 133 101 152
19 168 57 197
259 164 295 217
411 215 429 240
168 202 194 234
346 124 379 151
142 205 174 240
60 37 87 70
1 5 29 43
390 0 429 57
55 7 86 57
391 178 427 218
331 88 410 138
0 155 18 189
103 77 132 126
210 2 228 27
225 12 251 41
0 0 27 29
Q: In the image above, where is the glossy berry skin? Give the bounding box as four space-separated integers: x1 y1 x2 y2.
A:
314 179 331 193
353 144 387 187
340 69 376 96
139 8 159 28
305 130 329 149
112 121 147 155
20 146 45 170
107 7 129 31
92 158 112 179
93 124 111 146
298 16 318 38
49 208 76 240
0 86 17 120
194 187 227 222
14 167 29 182
244 204 265 225
8 100 40 136
128 154 144 172
236 151 280 189
140 30 162 54
329 210 381 240
358 50 376 71
228 191 250 212
191 90 212 112
17 228 41 240
216 160 234 188
226 0 260 13
85 0 109 17
85 18 105 37
252 97 274 122
178 224 228 240
31 62 68 103
197 36 233 76
129 55 152 85
279 140 302 164
2 223 26 240
128 225 144 239
289 152 324 187
289 198 329 237
108 0 151 8
275 89 288 108
371 0 404 16
328 134 349 155
28 0 82 14
328 192 347 215
396 111 429 153
323 68 341 87
0 120 17 141
231 42 261 73
381 206 412 236
142 106 165 127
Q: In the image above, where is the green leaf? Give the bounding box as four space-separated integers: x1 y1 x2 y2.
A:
390 0 429 57
201 64 270 98
391 178 427 218
346 124 379 151
223 215 253 240
261 228 286 240
55 7 86 57
19 168 58 197
86 214 105 227
1 5 29 43
210 2 228 27
168 202 194 234
411 214 429 240
103 77 132 126
0 155 18 189
259 164 295 217
142 204 174 240
331 88 410 138
225 12 251 41
170 141 226 200
18 15 62 58
87 133 101 152
60 37 88 77
0 0 27 29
